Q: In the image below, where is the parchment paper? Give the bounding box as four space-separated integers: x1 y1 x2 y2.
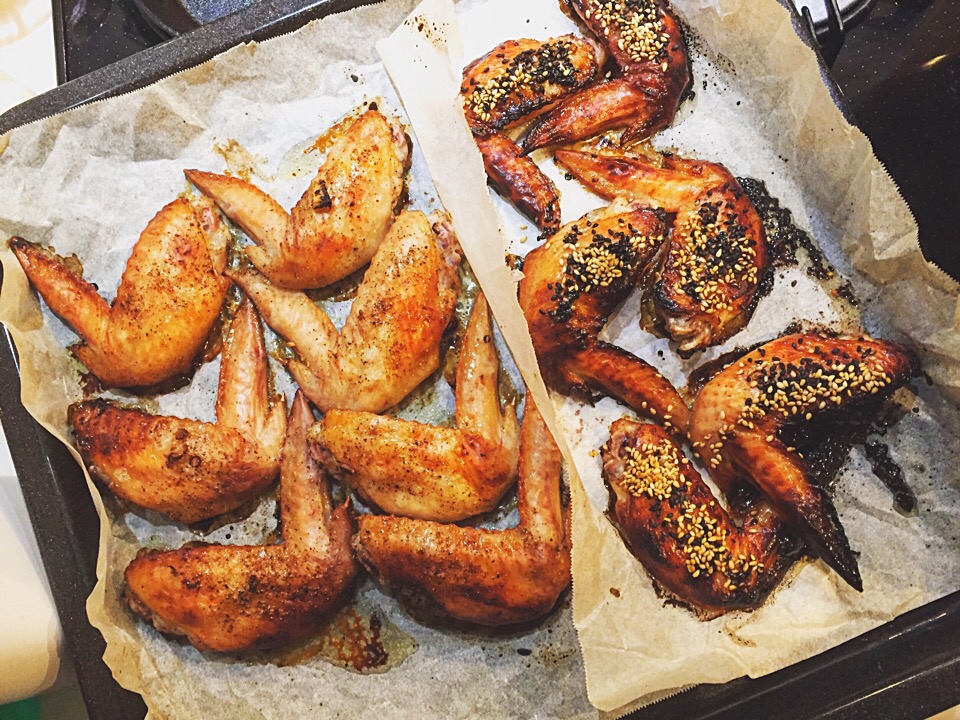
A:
376 0 960 712
0 2 596 717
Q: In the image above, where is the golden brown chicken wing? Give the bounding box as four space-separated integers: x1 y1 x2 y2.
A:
689 333 918 590
518 198 689 433
461 35 604 230
229 210 461 414
522 0 690 150
70 300 287 524
354 397 570 626
10 196 230 390
124 392 358 652
313 293 520 522
185 109 409 290
555 149 771 351
603 418 796 618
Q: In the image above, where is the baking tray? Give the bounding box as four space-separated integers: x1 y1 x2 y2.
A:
1 1 957 718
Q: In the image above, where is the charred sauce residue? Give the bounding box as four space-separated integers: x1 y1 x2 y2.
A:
864 439 916 514
737 176 840 285
273 604 418 672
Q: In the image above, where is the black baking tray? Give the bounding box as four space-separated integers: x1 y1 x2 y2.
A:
1 1 957 719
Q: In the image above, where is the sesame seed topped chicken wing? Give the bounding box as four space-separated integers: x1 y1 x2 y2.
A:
519 197 690 433
461 35 605 230
555 149 771 352
690 333 918 590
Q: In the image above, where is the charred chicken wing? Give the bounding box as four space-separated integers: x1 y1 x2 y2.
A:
185 109 409 289
124 392 358 652
523 0 690 150
70 300 287 524
603 418 796 618
689 333 918 590
555 149 771 351
518 198 689 433
462 35 604 229
230 210 461 414
10 197 230 390
354 397 570 626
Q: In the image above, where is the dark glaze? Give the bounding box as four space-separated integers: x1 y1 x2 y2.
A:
737 176 854 293
864 439 916 514
603 419 796 618
518 201 690 433
523 0 691 150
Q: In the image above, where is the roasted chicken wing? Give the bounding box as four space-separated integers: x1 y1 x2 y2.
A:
518 198 689 433
523 0 690 150
354 397 570 626
603 418 796 618
313 293 520 522
70 300 287 524
124 392 358 652
462 35 604 229
229 210 461 414
10 197 230 390
555 149 771 351
689 333 918 590
185 109 409 290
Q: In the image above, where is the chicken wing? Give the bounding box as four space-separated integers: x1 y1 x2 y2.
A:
555 149 771 351
522 0 690 150
603 418 796 618
229 210 461 414
462 35 604 229
10 196 230 390
70 300 287 524
353 396 570 626
124 392 358 652
313 293 520 522
518 198 689 433
185 109 409 290
689 333 918 590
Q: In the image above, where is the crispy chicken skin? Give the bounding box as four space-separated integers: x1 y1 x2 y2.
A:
523 0 690 150
555 149 771 351
185 109 409 290
124 392 358 653
475 133 562 231
689 333 918 590
354 397 570 626
518 198 690 433
461 35 604 230
70 300 286 524
603 419 795 618
10 197 230 390
313 294 520 522
230 210 461 414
